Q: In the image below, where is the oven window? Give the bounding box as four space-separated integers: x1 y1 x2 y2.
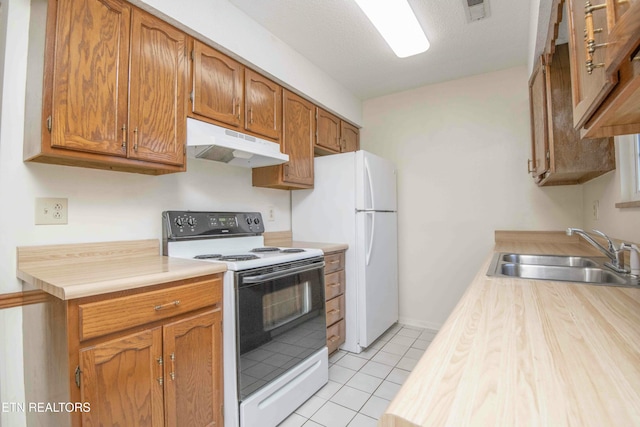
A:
263 281 311 331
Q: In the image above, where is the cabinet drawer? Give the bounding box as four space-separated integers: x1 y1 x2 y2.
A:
327 319 345 354
326 295 345 327
324 252 345 274
78 277 222 341
325 270 345 300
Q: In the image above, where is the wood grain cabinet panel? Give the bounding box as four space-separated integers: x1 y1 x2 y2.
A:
315 108 360 156
191 39 244 128
281 90 315 187
340 121 360 153
245 69 282 140
23 274 224 427
558 0 640 137
31 0 188 174
316 108 342 154
164 310 223 427
79 327 164 427
252 89 314 189
50 0 131 157
128 9 187 166
528 44 614 186
323 250 346 354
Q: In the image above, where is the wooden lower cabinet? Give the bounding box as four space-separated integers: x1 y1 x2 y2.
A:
324 250 346 354
23 274 223 427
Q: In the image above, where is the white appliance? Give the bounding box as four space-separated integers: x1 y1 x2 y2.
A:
186 118 289 167
163 211 328 427
292 150 399 353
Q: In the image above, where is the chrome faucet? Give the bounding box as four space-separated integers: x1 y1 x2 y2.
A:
566 228 627 273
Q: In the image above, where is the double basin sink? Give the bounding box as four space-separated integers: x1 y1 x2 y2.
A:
488 253 638 287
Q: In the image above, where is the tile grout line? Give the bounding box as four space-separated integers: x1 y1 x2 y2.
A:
280 323 436 427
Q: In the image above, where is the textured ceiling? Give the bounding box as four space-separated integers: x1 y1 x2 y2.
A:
227 0 532 100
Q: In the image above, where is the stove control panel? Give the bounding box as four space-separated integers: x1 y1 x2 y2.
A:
163 211 265 240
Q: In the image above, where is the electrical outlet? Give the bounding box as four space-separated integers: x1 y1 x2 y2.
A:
35 198 68 225
267 206 275 222
593 200 600 221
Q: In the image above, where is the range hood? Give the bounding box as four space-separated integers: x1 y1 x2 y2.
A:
186 118 289 168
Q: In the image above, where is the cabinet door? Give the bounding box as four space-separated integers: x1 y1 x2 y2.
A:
192 40 244 127
50 0 130 157
341 121 360 153
566 0 617 129
245 69 282 140
129 9 187 166
79 327 164 427
316 108 341 153
528 56 548 178
163 309 223 427
282 90 315 186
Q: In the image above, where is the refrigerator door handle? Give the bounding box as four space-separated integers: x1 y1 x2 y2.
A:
364 157 375 210
365 211 375 266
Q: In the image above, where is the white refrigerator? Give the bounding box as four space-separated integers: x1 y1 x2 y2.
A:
292 150 398 353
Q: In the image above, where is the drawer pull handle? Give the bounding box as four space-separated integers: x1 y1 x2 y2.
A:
328 283 341 288
328 335 340 343
330 260 340 264
328 309 341 315
155 300 181 311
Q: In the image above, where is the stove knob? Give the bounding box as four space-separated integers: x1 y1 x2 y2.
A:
254 218 260 225
187 217 197 227
246 217 252 225
175 218 184 227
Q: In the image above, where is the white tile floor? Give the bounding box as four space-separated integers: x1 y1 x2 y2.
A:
278 324 437 427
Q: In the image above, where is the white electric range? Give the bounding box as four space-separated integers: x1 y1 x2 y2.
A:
162 211 328 427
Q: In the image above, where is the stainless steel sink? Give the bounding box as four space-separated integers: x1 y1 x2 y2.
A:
501 254 599 267
487 253 638 287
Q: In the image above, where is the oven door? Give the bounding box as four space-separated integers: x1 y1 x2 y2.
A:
235 257 326 400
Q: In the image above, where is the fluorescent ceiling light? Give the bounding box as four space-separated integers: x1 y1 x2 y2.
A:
354 0 430 58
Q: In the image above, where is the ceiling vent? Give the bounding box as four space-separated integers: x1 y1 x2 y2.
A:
463 0 490 22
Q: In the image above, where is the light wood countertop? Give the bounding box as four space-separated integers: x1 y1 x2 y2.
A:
291 241 349 253
380 231 640 427
16 240 226 300
263 231 348 254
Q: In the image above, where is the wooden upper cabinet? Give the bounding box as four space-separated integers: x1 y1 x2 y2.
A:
315 108 360 156
528 56 549 178
128 9 187 166
51 0 131 157
252 89 314 189
282 90 314 186
316 108 341 154
191 39 244 128
559 0 640 137
341 121 359 153
245 69 282 140
528 44 614 186
79 327 164 427
30 0 187 174
163 310 223 427
566 0 617 129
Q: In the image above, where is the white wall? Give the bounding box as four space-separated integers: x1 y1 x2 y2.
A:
361 66 584 329
0 0 362 424
582 136 640 243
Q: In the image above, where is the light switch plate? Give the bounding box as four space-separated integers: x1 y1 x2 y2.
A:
35 198 68 225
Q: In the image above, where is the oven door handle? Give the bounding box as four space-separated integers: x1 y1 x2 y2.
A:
241 262 325 284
